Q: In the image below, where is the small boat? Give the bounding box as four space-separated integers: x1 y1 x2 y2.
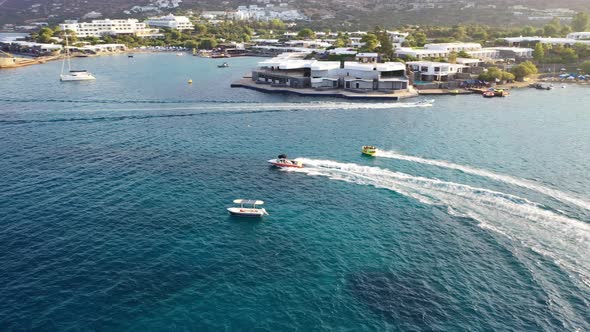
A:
449 89 460 95
493 88 509 97
268 154 303 168
176 53 184 56
227 199 268 217
361 146 378 156
482 91 495 98
128 54 134 58
218 62 229 68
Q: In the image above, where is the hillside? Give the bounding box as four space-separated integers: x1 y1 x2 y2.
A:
1 0 588 28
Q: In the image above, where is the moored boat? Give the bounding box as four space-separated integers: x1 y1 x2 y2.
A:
361 146 378 156
268 154 303 168
483 91 495 98
227 199 268 217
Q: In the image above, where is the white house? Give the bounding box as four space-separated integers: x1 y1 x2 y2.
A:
59 19 161 38
407 61 469 81
146 14 194 31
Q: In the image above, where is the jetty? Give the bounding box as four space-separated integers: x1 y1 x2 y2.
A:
231 77 419 100
0 51 60 69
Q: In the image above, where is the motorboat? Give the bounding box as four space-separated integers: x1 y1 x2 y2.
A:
268 154 303 168
361 146 378 156
227 199 268 217
482 91 495 98
218 62 229 68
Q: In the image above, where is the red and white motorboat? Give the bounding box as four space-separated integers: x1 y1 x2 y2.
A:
268 154 303 168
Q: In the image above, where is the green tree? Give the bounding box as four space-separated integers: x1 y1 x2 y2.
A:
448 51 457 64
413 32 427 47
184 40 198 49
533 43 545 62
376 31 394 58
560 48 578 63
502 71 515 82
521 26 536 36
543 24 559 37
360 33 379 52
511 61 538 80
452 25 467 41
268 19 285 30
580 60 590 74
37 27 54 43
457 50 471 58
297 28 315 39
199 38 217 50
571 12 590 32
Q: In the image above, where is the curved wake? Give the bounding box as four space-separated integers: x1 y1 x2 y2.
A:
375 150 590 212
289 158 590 288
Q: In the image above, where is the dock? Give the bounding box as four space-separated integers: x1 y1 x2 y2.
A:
231 78 419 101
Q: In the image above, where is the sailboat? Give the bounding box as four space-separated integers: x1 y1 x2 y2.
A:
60 30 95 81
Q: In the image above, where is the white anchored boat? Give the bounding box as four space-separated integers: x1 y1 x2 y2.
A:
227 199 268 217
60 30 95 82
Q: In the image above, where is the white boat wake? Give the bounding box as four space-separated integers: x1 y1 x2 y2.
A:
288 158 590 290
374 150 590 212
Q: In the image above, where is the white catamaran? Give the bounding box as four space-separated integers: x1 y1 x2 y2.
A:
60 30 95 82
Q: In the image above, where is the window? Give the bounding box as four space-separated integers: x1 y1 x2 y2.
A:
434 67 440 72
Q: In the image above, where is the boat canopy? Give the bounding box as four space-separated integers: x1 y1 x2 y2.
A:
233 199 264 205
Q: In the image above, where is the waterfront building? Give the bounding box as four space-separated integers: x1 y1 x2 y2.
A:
146 14 194 31
59 19 162 38
251 54 409 92
406 61 469 82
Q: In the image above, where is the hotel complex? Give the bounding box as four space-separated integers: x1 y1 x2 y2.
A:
59 19 162 38
145 14 195 31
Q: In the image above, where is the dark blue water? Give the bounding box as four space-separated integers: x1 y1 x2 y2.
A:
1 54 589 331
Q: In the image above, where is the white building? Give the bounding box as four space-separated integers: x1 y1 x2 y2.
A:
407 61 468 81
423 42 482 52
386 31 409 47
396 42 532 60
566 32 590 40
502 36 590 46
252 55 408 91
146 14 194 31
59 19 161 38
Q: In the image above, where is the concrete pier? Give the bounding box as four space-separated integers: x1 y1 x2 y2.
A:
231 78 419 101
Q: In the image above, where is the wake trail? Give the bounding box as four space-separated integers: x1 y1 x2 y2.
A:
289 158 590 289
375 150 590 212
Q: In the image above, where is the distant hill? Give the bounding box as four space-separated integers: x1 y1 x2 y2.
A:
1 0 588 28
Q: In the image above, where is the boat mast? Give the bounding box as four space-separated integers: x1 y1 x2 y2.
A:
64 29 71 72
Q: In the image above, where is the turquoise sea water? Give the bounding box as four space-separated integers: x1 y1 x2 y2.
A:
1 54 589 331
